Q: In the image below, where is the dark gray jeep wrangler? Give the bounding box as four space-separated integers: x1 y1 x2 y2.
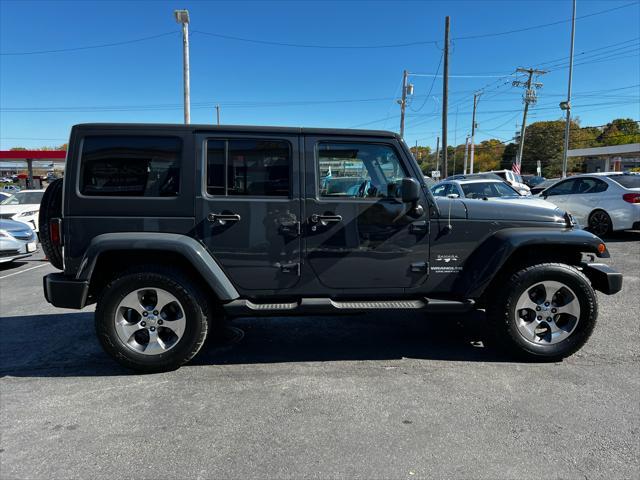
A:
40 123 622 372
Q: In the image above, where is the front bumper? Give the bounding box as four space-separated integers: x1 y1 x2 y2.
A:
43 273 89 309
581 263 623 295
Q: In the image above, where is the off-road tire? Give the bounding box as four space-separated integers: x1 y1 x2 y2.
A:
95 265 209 373
487 263 597 361
38 178 64 269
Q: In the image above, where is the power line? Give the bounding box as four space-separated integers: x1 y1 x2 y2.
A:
0 31 179 56
6 1 633 56
453 1 639 40
192 29 439 49
409 53 443 113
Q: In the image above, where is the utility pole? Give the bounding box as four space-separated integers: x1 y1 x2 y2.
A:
216 104 220 125
174 10 191 124
441 16 450 178
463 135 470 175
561 0 577 178
470 92 481 173
435 136 440 176
399 70 409 138
513 67 547 172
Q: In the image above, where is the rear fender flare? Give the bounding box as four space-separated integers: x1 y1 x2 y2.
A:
75 232 239 301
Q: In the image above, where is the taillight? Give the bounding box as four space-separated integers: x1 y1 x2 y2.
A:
50 218 61 244
622 193 640 204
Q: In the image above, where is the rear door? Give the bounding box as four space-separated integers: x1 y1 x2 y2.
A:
196 134 302 291
565 177 609 224
303 136 430 290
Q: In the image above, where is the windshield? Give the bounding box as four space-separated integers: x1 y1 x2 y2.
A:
513 174 524 183
608 174 640 189
461 182 519 199
0 191 44 205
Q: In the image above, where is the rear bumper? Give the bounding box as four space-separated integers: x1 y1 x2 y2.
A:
43 273 89 309
581 263 623 295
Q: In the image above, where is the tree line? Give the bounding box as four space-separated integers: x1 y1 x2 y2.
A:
410 118 639 177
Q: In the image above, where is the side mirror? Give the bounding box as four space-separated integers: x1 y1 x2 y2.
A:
401 177 421 204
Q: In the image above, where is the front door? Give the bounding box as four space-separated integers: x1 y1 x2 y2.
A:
196 135 302 291
304 137 430 290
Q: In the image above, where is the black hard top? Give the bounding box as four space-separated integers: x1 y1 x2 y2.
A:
72 123 400 139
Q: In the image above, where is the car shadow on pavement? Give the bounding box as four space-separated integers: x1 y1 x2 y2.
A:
603 230 640 243
0 310 511 378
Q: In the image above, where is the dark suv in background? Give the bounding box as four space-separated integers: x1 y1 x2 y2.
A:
40 124 622 372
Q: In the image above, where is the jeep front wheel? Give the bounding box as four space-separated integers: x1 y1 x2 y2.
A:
95 267 209 372
488 263 597 361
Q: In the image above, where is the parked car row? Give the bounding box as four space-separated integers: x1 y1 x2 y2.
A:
430 171 640 236
0 189 45 232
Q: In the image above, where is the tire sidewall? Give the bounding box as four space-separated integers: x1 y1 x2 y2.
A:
96 271 207 371
588 209 612 237
500 265 597 359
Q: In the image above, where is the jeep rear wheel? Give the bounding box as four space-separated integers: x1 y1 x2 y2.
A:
96 266 209 373
488 263 597 361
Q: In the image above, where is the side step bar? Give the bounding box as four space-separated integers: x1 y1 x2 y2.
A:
223 297 475 317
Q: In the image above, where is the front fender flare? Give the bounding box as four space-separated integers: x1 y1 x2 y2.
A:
453 227 608 299
75 232 239 301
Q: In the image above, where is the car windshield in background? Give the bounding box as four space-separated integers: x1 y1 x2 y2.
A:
0 191 44 205
608 174 640 189
461 182 519 199
447 173 502 181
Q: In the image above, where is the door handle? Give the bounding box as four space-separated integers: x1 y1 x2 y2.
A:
208 213 241 225
310 214 342 224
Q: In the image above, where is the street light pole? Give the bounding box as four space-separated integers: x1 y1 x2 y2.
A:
174 10 191 124
561 0 577 178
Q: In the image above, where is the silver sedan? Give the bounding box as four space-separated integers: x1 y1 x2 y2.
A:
0 219 38 263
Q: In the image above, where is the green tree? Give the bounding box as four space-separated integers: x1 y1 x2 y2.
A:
597 118 640 146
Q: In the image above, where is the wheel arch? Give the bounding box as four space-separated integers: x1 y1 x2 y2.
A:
588 208 614 232
77 233 239 305
453 227 609 303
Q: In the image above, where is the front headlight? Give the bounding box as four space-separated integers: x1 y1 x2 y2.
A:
18 210 38 217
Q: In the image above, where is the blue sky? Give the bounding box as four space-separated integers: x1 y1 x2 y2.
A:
1 0 639 150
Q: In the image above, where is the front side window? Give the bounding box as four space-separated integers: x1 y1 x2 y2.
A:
432 184 450 197
318 142 406 199
545 179 577 196
80 136 182 197
206 139 290 197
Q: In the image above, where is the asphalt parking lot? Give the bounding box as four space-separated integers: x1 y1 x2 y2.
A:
1 235 639 480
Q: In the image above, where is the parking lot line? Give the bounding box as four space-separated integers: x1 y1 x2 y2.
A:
0 263 49 280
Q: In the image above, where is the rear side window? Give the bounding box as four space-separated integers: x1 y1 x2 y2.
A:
206 139 291 197
80 136 182 197
608 174 640 189
575 178 608 194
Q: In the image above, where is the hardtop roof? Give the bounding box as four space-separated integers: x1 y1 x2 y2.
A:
72 123 400 138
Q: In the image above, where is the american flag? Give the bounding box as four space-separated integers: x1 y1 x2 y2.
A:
512 162 521 175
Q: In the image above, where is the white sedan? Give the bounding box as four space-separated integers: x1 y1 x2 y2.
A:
538 172 640 236
0 189 45 233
